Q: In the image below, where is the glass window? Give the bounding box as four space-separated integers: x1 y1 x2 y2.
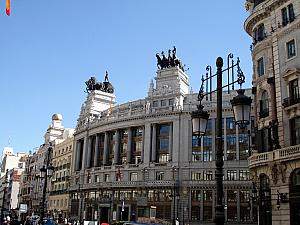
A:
289 79 299 99
161 100 167 107
254 23 265 42
130 172 138 181
158 154 169 163
191 190 201 201
259 90 269 118
203 171 213 180
226 117 235 130
159 139 169 150
153 101 158 107
159 124 170 134
287 39 296 59
104 174 110 182
227 170 237 180
156 171 164 180
169 99 174 106
191 171 201 181
203 149 212 162
291 117 300 145
282 7 288 26
239 170 249 180
288 4 295 22
257 57 265 76
227 134 236 160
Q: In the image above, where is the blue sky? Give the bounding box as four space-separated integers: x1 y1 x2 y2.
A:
0 1 252 153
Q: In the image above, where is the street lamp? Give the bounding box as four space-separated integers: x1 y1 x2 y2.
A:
40 144 54 224
1 169 9 224
191 54 251 225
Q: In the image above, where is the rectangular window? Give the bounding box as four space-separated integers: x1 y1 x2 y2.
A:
169 99 174 106
153 101 158 107
287 39 296 59
95 175 100 183
282 7 288 26
288 4 295 22
226 117 235 130
161 100 167 107
135 156 141 164
227 170 237 180
203 171 213 180
158 154 169 163
159 139 169 150
156 171 164 180
291 117 300 145
257 57 265 76
130 172 138 181
239 170 249 180
191 190 201 201
104 174 110 182
290 79 299 99
191 171 201 181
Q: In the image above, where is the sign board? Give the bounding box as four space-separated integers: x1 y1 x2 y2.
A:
19 204 28 213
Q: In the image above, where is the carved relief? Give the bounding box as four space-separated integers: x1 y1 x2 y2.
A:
279 163 287 183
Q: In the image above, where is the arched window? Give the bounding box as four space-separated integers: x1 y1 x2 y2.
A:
259 91 269 118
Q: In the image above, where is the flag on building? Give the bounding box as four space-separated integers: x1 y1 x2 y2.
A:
6 0 10 16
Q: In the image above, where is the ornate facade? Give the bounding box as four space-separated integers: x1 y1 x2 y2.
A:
245 0 300 224
69 55 256 225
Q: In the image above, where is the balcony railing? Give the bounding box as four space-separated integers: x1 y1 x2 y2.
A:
249 144 300 168
283 95 300 108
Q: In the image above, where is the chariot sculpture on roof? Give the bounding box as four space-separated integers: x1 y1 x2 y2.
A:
156 46 185 71
85 71 114 94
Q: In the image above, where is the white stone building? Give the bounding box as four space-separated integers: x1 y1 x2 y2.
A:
69 52 256 225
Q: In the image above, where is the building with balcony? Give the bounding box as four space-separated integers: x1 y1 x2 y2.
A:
18 114 74 217
245 0 300 224
48 132 74 219
69 51 256 225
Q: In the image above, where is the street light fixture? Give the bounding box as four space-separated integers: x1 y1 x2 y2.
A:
191 54 250 225
40 144 54 224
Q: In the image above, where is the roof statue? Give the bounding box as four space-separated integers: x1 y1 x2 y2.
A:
156 46 185 71
85 71 114 94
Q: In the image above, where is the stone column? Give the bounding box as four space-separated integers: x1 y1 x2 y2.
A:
86 136 93 168
151 124 157 162
94 134 100 167
81 137 87 169
141 127 145 163
113 130 120 165
103 132 109 165
168 123 173 161
127 128 132 164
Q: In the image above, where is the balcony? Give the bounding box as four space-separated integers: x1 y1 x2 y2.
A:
259 108 269 118
248 144 300 168
283 95 300 108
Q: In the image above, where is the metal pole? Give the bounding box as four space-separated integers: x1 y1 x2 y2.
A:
215 57 225 225
41 172 47 224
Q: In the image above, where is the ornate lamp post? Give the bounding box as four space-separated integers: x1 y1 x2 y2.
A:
40 144 54 224
191 54 251 225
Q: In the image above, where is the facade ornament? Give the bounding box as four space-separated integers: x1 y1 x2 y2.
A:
145 101 151 114
85 71 114 94
271 163 279 184
174 97 179 110
156 46 184 71
279 163 287 183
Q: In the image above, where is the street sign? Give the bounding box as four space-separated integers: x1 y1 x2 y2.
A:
19 204 28 213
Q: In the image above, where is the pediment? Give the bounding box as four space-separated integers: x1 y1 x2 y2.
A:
283 67 300 81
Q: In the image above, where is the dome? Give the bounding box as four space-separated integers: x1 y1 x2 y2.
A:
52 113 63 121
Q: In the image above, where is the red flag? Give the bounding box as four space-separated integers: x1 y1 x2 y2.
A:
6 0 10 16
